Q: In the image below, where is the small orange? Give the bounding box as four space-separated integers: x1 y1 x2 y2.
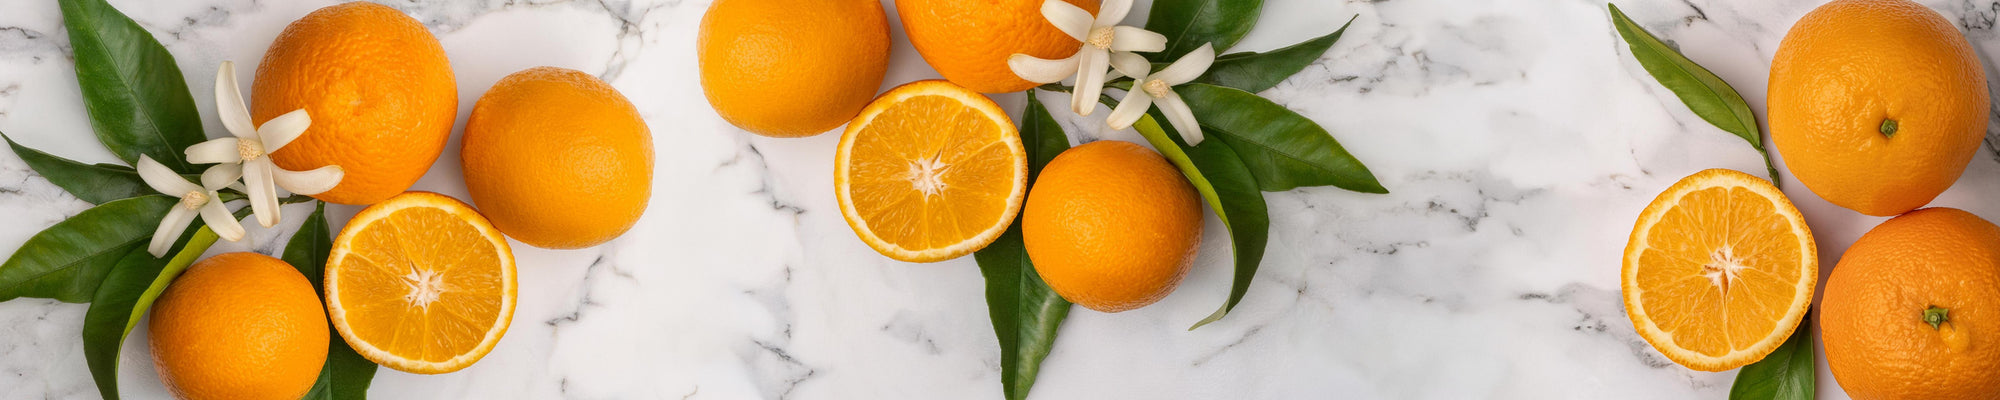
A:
325 191 516 374
149 252 328 400
1767 0 1989 216
1821 208 2000 399
1621 169 1816 371
1023 140 1203 313
461 67 653 249
835 80 1027 262
897 0 1101 93
254 2 458 205
698 0 889 137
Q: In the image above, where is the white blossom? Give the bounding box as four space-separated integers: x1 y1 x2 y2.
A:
1105 43 1215 145
185 61 341 228
1006 0 1165 116
136 155 245 257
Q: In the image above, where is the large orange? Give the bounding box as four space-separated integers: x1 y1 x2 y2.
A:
1821 208 2000 399
326 192 516 374
897 0 1101 93
254 2 458 205
461 67 653 249
1767 0 1989 216
150 252 328 400
1023 140 1202 312
835 80 1027 262
1622 169 1816 371
698 0 888 137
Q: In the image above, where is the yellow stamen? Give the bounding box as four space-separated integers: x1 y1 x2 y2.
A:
1143 79 1171 98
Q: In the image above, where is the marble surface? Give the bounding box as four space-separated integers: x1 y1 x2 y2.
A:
3 0 1999 398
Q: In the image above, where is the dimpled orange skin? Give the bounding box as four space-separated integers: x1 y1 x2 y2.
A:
897 0 1101 93
149 252 329 400
462 67 653 250
1821 208 2000 399
1767 0 1989 217
1023 141 1203 312
698 0 888 137
253 2 458 205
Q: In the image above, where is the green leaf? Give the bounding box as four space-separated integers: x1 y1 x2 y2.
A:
975 93 1073 400
0 195 175 302
1113 104 1269 330
58 0 208 173
82 226 218 400
1144 0 1263 61
1177 83 1384 193
1195 16 1354 93
288 203 378 400
1607 3 1777 183
1730 315 1815 400
3 133 155 204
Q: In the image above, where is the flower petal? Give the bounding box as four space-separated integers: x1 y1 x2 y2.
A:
1104 87 1154 130
1155 43 1216 85
184 138 241 165
215 61 257 139
272 164 343 196
198 197 245 242
149 206 198 257
1041 0 1094 42
244 160 280 228
200 163 242 192
137 155 201 195
1108 51 1152 80
1009 53 1081 84
1108 26 1166 53
1096 0 1134 26
1073 48 1109 116
257 109 312 152
1156 90 1204 145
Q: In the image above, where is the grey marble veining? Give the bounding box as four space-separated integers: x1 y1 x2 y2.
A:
7 0 2000 398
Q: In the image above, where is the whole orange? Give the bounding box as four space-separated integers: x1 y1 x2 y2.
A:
149 252 328 400
1767 0 1989 216
698 0 888 137
1821 208 2000 399
253 2 458 205
1023 140 1202 312
897 0 1101 93
462 67 653 250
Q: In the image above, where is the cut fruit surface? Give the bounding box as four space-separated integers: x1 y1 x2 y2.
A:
325 191 516 374
835 80 1028 262
1622 168 1817 371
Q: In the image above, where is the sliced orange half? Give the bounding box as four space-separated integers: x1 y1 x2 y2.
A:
835 80 1028 263
1623 168 1817 371
325 191 517 374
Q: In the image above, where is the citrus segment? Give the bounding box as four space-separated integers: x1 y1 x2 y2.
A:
1622 169 1816 371
326 191 516 374
835 80 1027 262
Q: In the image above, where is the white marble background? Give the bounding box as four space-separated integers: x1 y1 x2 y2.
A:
3 0 1998 398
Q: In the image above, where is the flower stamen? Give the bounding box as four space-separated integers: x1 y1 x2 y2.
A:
1087 27 1115 49
1142 79 1171 98
180 191 208 210
237 140 265 162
